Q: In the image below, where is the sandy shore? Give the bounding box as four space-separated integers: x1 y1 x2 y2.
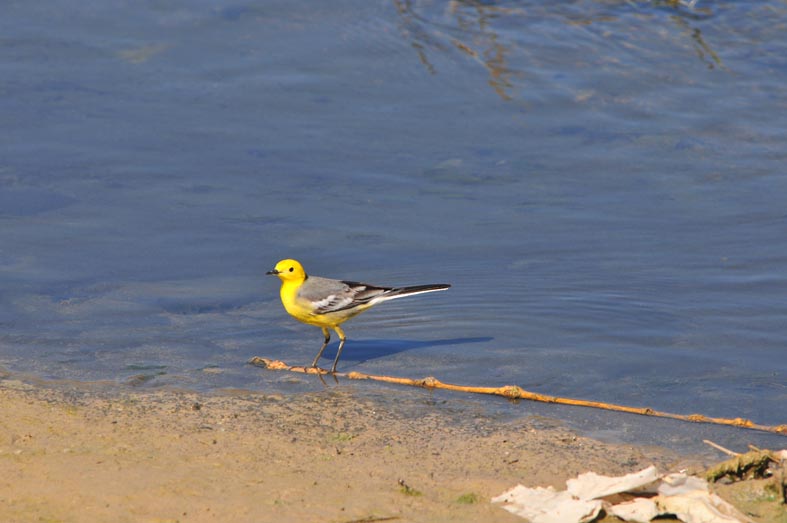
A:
0 374 702 523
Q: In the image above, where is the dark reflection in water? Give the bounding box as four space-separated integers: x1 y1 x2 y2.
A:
393 0 727 102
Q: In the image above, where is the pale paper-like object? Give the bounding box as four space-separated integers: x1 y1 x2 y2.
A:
566 465 661 499
494 467 755 523
658 473 710 497
656 473 754 523
492 466 658 523
607 497 660 523
491 485 602 523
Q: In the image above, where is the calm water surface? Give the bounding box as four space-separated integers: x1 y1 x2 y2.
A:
2 0 786 453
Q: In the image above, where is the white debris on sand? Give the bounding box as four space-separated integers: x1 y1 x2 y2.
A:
491 485 603 523
493 465 755 523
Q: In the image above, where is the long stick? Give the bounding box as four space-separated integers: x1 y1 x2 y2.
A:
248 357 787 436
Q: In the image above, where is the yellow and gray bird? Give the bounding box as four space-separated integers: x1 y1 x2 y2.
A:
266 259 450 372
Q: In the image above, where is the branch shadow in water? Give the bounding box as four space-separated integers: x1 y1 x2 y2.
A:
393 0 723 99
317 337 492 367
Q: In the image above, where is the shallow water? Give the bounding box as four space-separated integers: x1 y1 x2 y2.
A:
2 0 786 452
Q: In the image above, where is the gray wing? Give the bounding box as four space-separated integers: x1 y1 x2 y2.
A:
298 276 392 315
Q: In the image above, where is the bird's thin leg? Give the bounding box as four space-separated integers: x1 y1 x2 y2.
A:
312 328 331 368
330 326 346 373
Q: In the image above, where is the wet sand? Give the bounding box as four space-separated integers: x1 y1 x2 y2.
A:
0 375 700 523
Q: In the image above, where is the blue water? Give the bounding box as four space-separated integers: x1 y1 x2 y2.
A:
2 0 786 452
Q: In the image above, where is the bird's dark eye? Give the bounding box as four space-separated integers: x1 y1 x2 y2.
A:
289 267 294 272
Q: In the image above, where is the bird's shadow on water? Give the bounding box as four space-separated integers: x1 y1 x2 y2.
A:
317 337 492 367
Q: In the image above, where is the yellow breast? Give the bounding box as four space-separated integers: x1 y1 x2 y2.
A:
279 280 333 327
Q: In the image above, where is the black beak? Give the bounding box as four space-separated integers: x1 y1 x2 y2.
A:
266 269 280 275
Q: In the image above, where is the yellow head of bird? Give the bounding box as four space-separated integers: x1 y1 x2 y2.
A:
266 259 307 283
